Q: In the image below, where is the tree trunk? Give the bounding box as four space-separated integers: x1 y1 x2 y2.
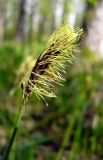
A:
0 0 5 46
15 0 27 42
85 0 103 57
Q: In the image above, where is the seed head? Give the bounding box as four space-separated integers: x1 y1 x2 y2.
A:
21 24 83 102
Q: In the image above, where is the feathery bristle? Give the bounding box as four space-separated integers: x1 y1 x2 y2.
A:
21 24 83 101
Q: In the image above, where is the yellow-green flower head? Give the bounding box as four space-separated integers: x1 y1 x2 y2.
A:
21 24 83 102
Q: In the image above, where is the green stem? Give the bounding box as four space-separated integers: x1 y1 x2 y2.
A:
3 103 25 160
55 110 80 160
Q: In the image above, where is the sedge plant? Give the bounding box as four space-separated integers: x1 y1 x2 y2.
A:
3 24 82 160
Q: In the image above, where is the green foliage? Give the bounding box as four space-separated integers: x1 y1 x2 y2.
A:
0 43 103 160
88 0 98 5
0 0 103 159
0 44 23 93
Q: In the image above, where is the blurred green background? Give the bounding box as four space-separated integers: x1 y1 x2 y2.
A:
0 0 103 159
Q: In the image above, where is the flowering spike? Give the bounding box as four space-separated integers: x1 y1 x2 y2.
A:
21 24 83 102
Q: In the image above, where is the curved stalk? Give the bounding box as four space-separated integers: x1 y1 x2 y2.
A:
3 102 25 160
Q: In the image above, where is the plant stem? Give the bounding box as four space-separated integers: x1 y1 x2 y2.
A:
3 103 25 160
55 110 80 160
